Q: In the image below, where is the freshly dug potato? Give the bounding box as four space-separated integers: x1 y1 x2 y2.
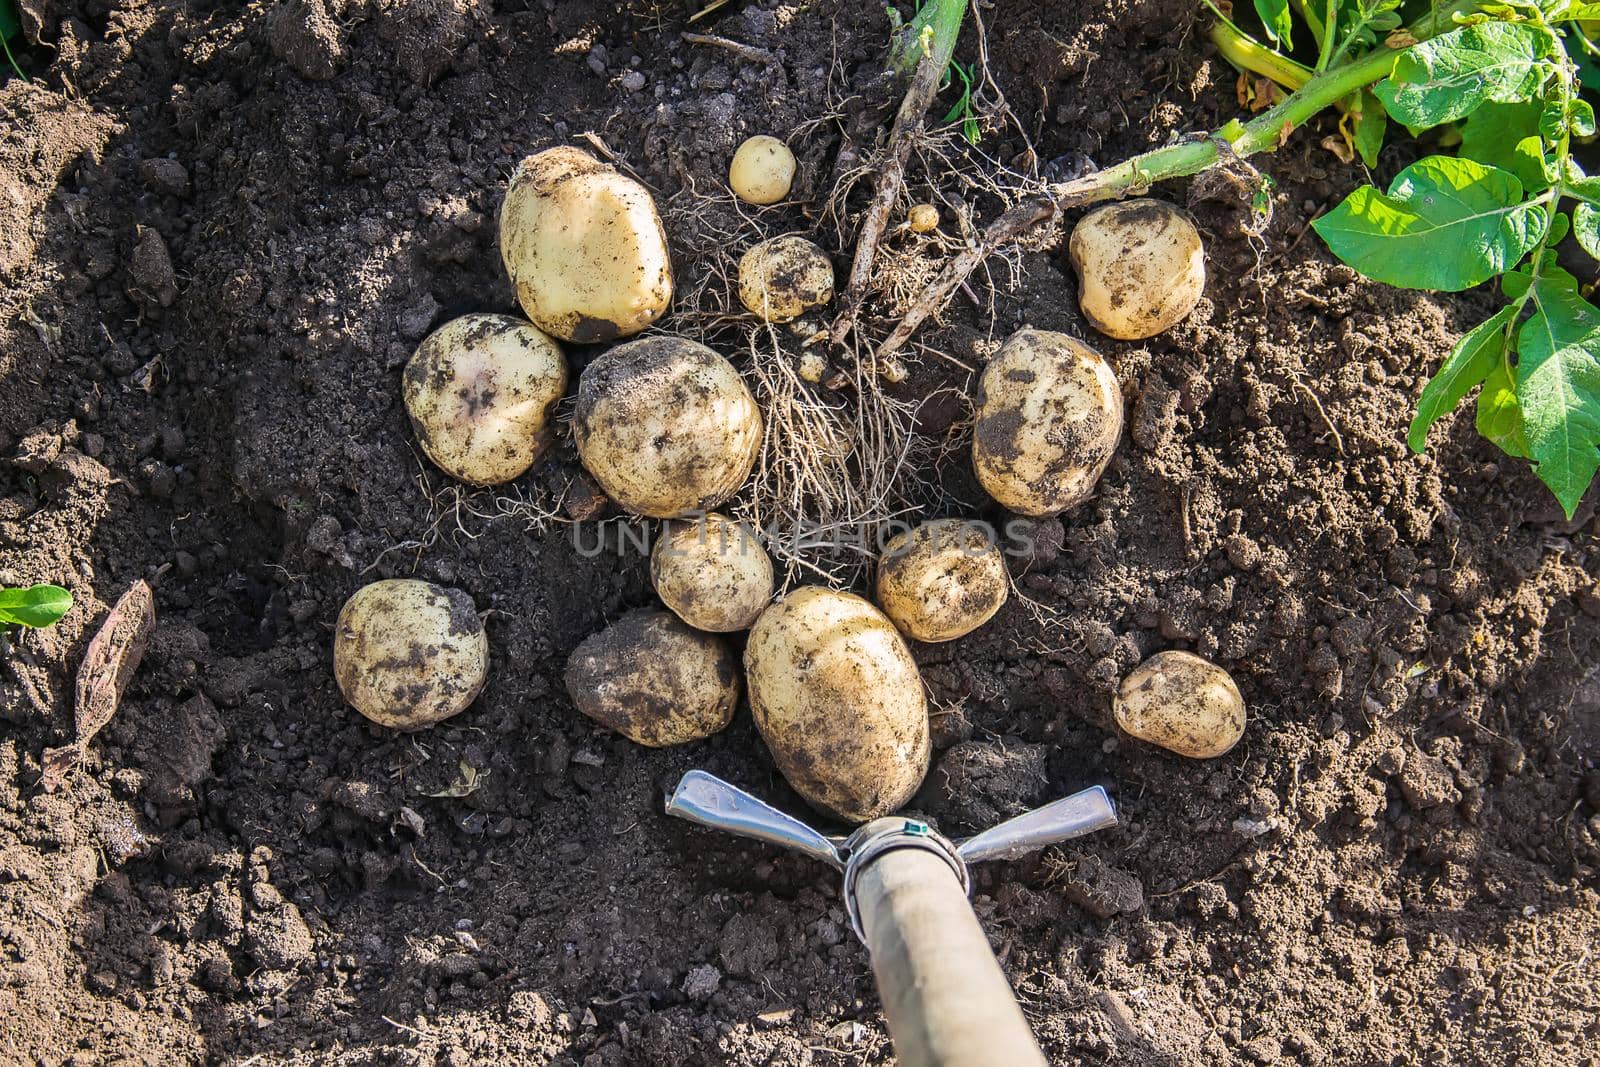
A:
564 609 739 746
729 135 795 205
875 520 1007 642
1115 650 1245 758
738 236 834 323
907 203 940 233
1069 199 1205 340
745 587 930 822
971 328 1123 516
333 579 488 731
402 313 568 485
574 336 762 517
500 146 672 342
651 513 774 632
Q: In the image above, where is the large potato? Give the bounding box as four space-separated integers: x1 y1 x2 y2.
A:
500 146 673 342
574 336 762 517
564 609 739 746
333 579 488 731
1069 199 1205 340
875 520 1007 643
651 513 774 632
745 587 930 822
1115 650 1245 758
971 328 1123 517
737 236 834 323
729 135 796 205
401 313 568 485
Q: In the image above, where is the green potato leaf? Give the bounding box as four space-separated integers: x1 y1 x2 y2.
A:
1457 101 1550 191
0 584 74 628
1354 90 1388 168
1254 0 1293 47
1312 156 1547 291
1512 266 1600 516
1574 202 1600 257
1374 22 1559 128
1477 360 1531 457
1409 305 1519 452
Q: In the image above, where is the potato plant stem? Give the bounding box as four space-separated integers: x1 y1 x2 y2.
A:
876 44 1403 360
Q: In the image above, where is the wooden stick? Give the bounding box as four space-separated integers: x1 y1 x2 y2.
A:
855 847 1047 1067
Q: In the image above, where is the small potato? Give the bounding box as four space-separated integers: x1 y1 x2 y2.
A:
729 135 796 205
651 513 774 632
500 146 673 342
334 579 488 731
402 313 568 485
971 327 1123 516
745 587 930 822
564 609 739 746
1069 199 1205 340
875 520 1007 643
907 203 940 233
575 335 761 517
1115 650 1245 758
738 236 834 323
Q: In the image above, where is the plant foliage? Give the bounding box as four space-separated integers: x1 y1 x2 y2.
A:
0 584 73 629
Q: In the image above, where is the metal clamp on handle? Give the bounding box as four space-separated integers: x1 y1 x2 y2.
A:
841 818 968 942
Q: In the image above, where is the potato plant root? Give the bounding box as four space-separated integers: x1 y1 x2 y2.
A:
0 0 1596 1064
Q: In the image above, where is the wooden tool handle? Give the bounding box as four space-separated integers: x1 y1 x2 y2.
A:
854 846 1047 1067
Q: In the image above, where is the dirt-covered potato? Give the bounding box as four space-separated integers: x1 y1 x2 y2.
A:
1115 650 1245 758
574 336 762 517
907 203 940 233
729 135 795 205
745 587 930 822
738 236 834 323
1069 199 1205 340
651 513 774 632
401 313 568 485
971 327 1124 516
875 520 1007 642
499 146 672 343
564 609 739 746
333 579 488 731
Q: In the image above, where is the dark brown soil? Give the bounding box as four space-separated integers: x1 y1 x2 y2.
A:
3 1 1598 1064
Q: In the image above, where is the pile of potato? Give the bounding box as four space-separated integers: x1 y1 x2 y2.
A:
330 133 1246 825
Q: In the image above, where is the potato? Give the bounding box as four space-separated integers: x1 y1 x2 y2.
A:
564 609 739 746
499 146 673 343
729 135 795 205
738 236 834 323
971 327 1123 517
651 513 774 632
574 336 762 517
333 579 488 731
745 587 930 822
1069 199 1205 340
875 520 1007 642
401 313 568 485
1115 650 1245 758
907 203 940 233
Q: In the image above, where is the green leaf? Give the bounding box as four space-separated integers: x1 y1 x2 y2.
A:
1477 360 1531 457
0 0 19 41
1255 0 1294 46
1354 90 1388 168
1374 22 1559 128
1409 305 1518 451
1513 266 1600 516
1312 156 1547 291
1574 202 1600 257
0 584 73 628
1457 101 1550 191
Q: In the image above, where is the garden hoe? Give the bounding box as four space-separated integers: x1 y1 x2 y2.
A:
667 770 1118 1067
